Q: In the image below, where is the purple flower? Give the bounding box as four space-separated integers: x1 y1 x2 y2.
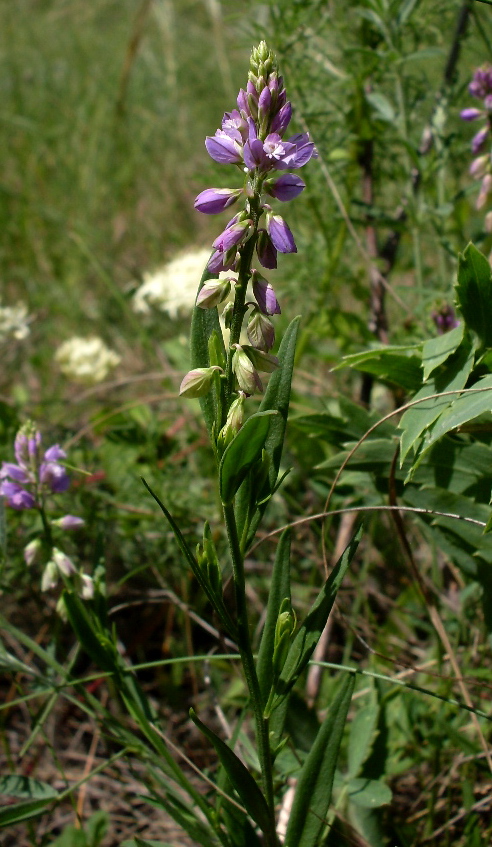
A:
472 126 489 155
1 422 73 509
194 188 243 215
213 219 253 254
256 230 277 269
40 462 70 493
266 213 297 253
207 249 238 273
205 131 243 165
252 272 281 315
265 174 305 202
460 108 482 121
270 101 292 136
0 482 36 510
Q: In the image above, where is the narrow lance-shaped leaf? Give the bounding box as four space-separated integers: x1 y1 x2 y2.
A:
275 525 362 701
256 529 291 706
284 672 356 847
190 709 273 835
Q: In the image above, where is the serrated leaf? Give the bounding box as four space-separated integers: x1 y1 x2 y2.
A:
422 323 464 380
257 529 291 706
190 709 272 835
455 243 492 349
347 777 392 809
219 410 276 505
276 526 362 700
284 673 355 847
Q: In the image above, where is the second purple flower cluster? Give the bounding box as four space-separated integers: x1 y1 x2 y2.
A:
461 65 492 221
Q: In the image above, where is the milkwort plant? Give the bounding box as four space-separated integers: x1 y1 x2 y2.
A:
54 42 360 847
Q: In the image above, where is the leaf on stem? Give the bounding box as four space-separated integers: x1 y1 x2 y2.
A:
256 529 291 706
190 709 272 834
284 672 356 847
455 243 492 349
219 410 277 505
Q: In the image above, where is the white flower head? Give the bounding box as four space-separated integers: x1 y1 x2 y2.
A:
132 248 237 318
55 336 121 384
0 301 30 343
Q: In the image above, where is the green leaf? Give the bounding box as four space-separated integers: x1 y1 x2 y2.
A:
422 323 464 381
0 798 53 826
190 259 226 437
219 410 276 505
365 91 395 123
284 673 356 847
455 243 492 348
257 529 291 706
347 700 380 779
336 344 423 392
416 374 492 458
122 841 175 847
0 775 58 800
276 526 362 700
144 793 218 847
347 777 392 809
63 591 117 674
399 335 474 463
190 709 272 834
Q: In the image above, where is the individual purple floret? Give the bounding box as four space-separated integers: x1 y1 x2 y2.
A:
462 65 492 213
0 421 71 509
431 304 460 335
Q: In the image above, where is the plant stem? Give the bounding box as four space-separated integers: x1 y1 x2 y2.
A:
223 500 278 846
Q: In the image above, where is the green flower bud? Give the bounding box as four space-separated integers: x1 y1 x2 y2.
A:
247 310 275 352
196 278 231 309
217 394 246 451
179 366 222 398
242 345 279 373
41 559 59 592
272 598 296 680
232 345 263 394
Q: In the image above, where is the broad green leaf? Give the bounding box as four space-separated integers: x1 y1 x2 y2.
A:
347 700 380 779
455 243 492 348
257 529 291 705
414 374 492 462
422 323 464 381
0 798 53 826
0 775 58 800
347 777 392 809
190 259 226 437
276 526 362 700
399 335 474 463
190 709 273 835
284 673 355 847
219 410 276 505
335 344 423 392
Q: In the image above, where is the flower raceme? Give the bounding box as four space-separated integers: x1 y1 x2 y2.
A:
461 65 492 221
1 422 71 510
184 42 317 405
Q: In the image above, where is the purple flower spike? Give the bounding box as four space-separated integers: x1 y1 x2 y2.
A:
266 174 305 202
267 213 297 253
205 132 243 165
252 272 281 315
460 108 482 121
194 188 242 215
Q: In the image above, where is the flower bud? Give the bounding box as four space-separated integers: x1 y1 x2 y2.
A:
242 345 279 373
179 366 222 398
80 573 95 600
24 538 42 567
196 278 231 309
232 346 263 394
52 515 85 530
217 394 246 451
247 310 275 352
41 559 59 592
52 547 77 577
252 271 281 315
272 598 296 680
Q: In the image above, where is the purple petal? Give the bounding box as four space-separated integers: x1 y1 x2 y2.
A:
0 482 36 509
213 220 251 253
205 132 243 165
266 174 305 202
55 515 85 529
1 462 31 484
40 462 70 493
270 101 292 135
472 126 489 155
460 108 482 121
258 85 272 117
207 249 237 273
194 188 242 215
256 230 278 269
252 274 281 315
285 133 319 168
267 214 297 254
44 444 66 462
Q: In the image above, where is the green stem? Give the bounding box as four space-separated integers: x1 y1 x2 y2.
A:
223 501 277 846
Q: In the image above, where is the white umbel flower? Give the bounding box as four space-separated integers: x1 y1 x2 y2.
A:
0 301 30 342
133 248 236 318
55 336 121 384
